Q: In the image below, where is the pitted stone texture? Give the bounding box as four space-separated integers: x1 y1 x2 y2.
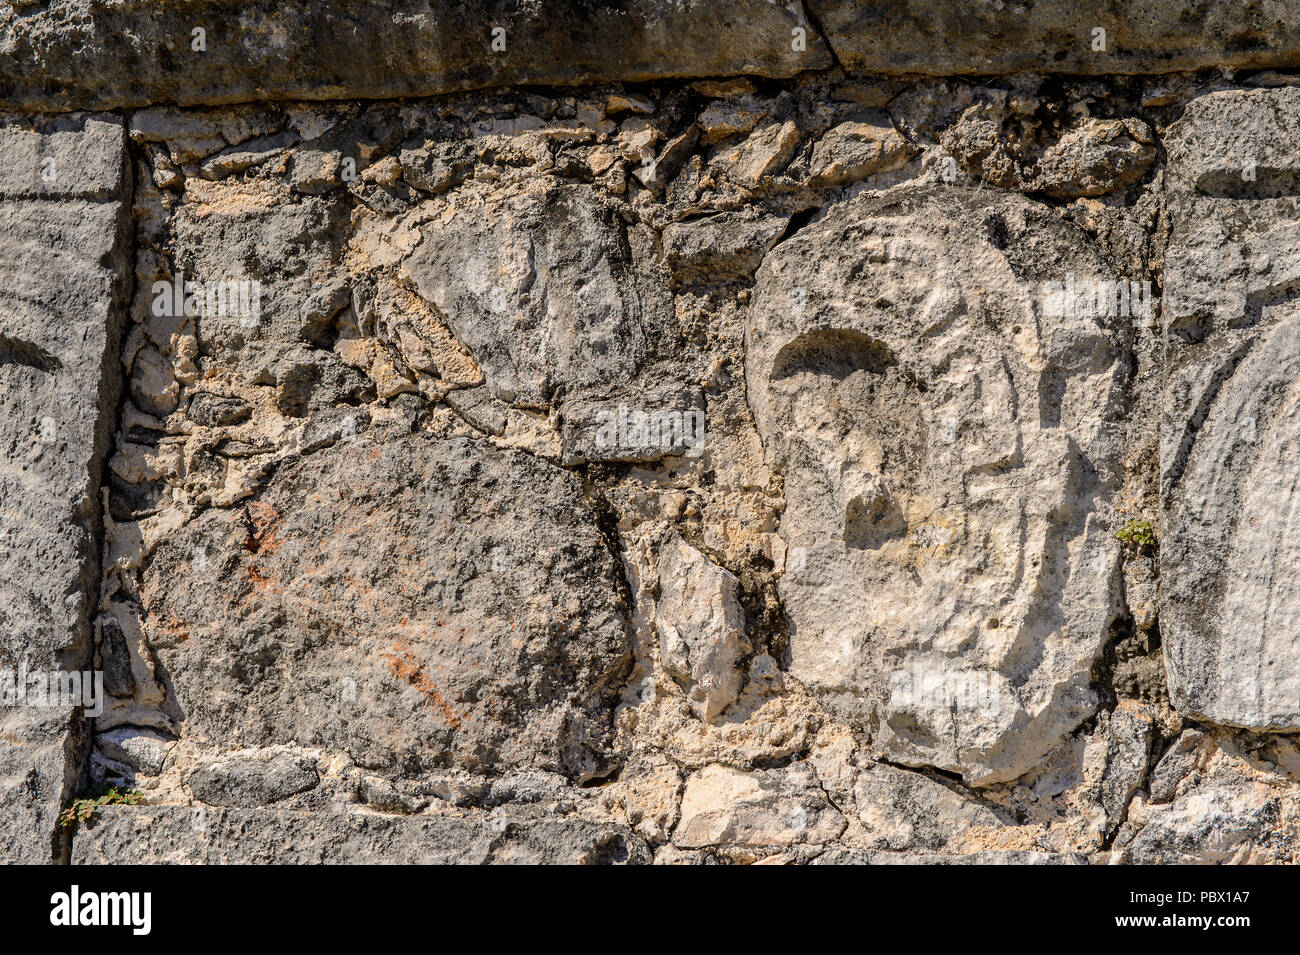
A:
0 115 129 199
1114 733 1300 864
0 115 130 861
941 94 1154 199
812 848 1088 864
674 763 845 848
0 1 830 112
853 762 1008 852
746 186 1125 786
807 113 915 188
1163 87 1300 198
1161 87 1300 731
402 182 673 408
559 380 704 466
166 190 352 383
655 535 749 722
1162 199 1300 341
71 806 651 864
809 0 1300 76
135 432 631 782
188 752 319 807
662 211 790 286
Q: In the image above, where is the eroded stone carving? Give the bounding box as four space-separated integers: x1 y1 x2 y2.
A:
747 186 1126 785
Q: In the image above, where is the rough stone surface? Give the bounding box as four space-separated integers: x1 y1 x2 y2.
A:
1114 733 1300 864
71 805 651 864
811 848 1089 865
747 186 1125 786
5 2 1300 115
5 6 1300 867
1162 86 1300 731
188 753 319 807
1163 86 1300 197
0 115 130 862
852 763 1009 852
809 0 1300 76
655 535 749 722
402 181 672 408
96 728 174 777
808 113 914 187
662 211 789 286
674 763 845 848
135 433 631 781
943 98 1156 198
0 1 830 111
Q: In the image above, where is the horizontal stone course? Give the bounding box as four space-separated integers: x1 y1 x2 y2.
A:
71 806 652 864
5 2 1300 112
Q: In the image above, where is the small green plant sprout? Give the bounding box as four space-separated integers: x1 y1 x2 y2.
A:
58 783 145 828
1116 519 1156 550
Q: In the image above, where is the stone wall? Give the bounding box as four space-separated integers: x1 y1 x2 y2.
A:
4 1 1300 864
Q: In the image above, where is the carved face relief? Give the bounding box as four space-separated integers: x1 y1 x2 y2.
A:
746 188 1125 785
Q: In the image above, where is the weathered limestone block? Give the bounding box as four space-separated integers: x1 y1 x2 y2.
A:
1088 701 1158 832
95 727 174 777
601 759 682 841
1114 733 1300 864
807 113 914 188
1146 729 1205 805
559 380 705 466
1162 312 1300 728
187 752 319 808
402 182 673 408
0 114 130 861
943 98 1154 198
167 190 352 377
655 535 749 722
0 0 830 112
135 432 631 782
697 98 764 147
1163 87 1300 198
674 763 845 848
746 185 1125 786
661 211 790 286
710 120 800 188
1031 119 1155 199
812 848 1088 864
852 762 1008 852
810 0 1300 76
7 1 1300 114
71 805 651 864
0 118 129 198
1161 87 1300 731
